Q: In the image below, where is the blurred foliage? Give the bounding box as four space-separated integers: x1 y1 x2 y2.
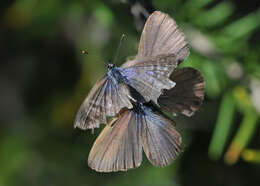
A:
1 0 260 186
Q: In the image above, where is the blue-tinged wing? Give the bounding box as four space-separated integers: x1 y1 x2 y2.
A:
158 68 204 116
88 103 182 172
141 105 182 167
74 76 132 130
121 54 176 104
88 109 142 172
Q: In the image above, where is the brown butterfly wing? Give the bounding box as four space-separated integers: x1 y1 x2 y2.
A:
141 107 182 167
122 11 189 68
137 11 189 61
158 67 205 117
88 110 142 172
74 76 132 130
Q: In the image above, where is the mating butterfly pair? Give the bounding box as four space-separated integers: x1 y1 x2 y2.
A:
75 11 204 172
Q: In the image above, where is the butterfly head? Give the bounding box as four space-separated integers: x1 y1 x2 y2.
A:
107 63 115 70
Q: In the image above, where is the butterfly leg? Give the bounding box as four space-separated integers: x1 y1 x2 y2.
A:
127 95 137 102
107 117 119 127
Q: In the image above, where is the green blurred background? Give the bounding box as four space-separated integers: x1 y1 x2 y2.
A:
1 0 260 185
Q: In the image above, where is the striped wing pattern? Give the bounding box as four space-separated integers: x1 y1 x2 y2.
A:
122 11 189 68
137 11 189 62
74 76 132 130
88 110 142 172
141 107 182 167
121 54 177 104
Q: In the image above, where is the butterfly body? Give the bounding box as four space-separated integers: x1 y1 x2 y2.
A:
107 66 129 85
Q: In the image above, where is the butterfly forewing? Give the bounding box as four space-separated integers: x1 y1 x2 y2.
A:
74 76 132 130
137 11 189 62
158 67 205 116
122 11 189 69
88 110 142 172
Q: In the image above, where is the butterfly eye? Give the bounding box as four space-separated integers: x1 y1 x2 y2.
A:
107 63 114 70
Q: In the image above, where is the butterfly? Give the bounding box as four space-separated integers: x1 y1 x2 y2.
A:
88 68 204 172
74 11 190 130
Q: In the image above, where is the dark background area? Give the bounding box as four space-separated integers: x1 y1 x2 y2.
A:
1 0 260 186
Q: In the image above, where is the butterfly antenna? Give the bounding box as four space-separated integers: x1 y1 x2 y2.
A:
113 34 126 66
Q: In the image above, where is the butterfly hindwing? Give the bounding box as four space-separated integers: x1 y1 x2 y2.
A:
158 67 205 116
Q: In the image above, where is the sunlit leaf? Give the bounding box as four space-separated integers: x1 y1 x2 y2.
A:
225 108 259 164
241 149 260 163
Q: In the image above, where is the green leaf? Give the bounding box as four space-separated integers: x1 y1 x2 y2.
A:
94 2 114 27
208 90 236 160
221 9 260 40
193 2 233 28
